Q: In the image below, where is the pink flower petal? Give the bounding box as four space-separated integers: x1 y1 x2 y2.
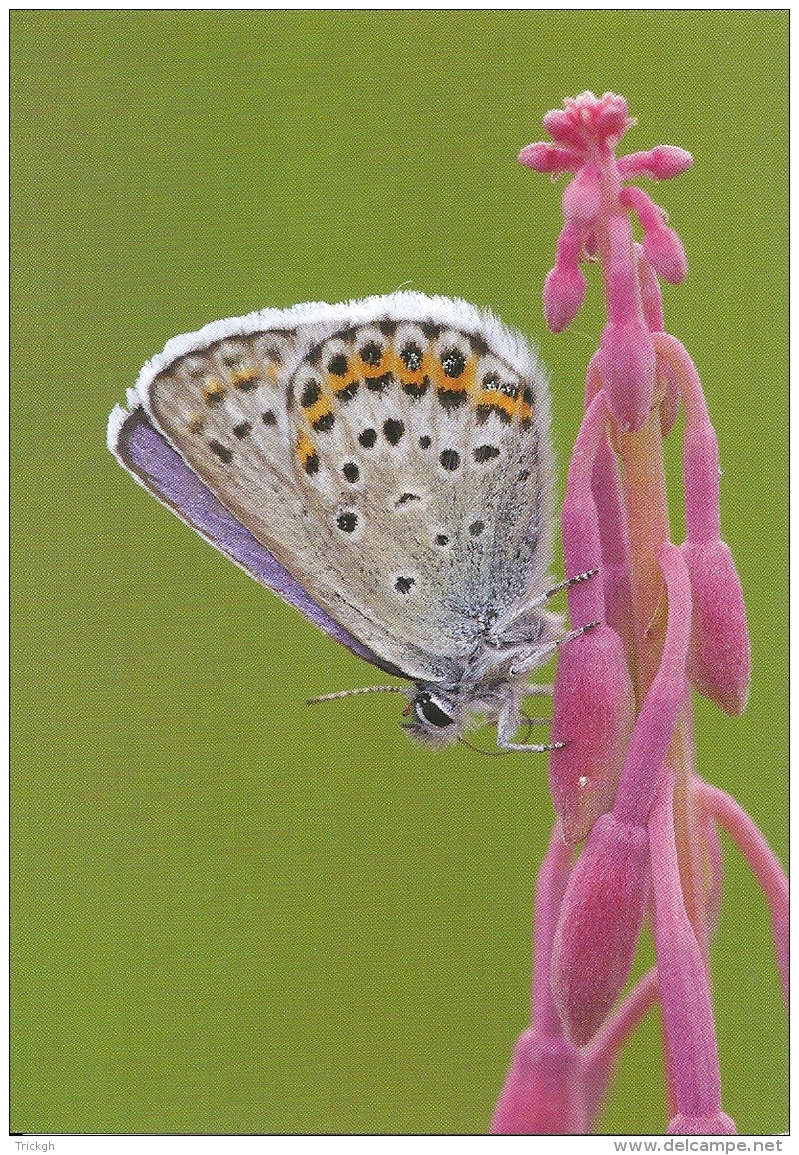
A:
544 264 586 333
643 224 688 285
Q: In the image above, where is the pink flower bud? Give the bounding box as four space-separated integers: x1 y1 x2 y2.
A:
542 108 583 149
621 186 688 285
597 318 656 432
682 540 750 715
643 223 688 285
491 1029 585 1134
618 145 694 181
551 814 650 1045
544 264 586 333
544 220 587 333
647 145 694 177
594 92 630 139
518 141 580 174
548 625 636 845
562 167 601 224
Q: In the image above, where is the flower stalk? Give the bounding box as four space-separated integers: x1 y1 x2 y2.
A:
493 91 786 1134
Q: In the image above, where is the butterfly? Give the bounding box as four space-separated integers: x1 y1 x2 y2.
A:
108 291 573 751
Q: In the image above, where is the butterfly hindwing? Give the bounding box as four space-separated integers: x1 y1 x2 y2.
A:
284 302 554 663
117 292 554 686
109 404 406 678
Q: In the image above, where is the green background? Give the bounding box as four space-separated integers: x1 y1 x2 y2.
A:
11 10 787 1136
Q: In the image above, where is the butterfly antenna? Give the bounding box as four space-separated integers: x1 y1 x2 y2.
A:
306 685 407 706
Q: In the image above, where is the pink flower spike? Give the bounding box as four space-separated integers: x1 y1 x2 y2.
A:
618 145 694 181
550 813 650 1046
544 221 587 333
562 166 601 224
518 141 581 174
650 775 735 1134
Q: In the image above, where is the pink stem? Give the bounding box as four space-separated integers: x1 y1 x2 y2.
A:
531 823 575 1035
612 543 692 829
561 391 609 628
694 780 789 1007
636 246 665 331
654 332 721 544
601 215 640 325
580 967 660 1125
649 774 732 1129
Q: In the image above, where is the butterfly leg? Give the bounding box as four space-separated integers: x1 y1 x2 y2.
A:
496 696 565 753
506 622 597 679
518 687 555 731
526 682 554 697
523 568 600 611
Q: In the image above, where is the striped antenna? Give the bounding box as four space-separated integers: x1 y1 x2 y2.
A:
306 685 407 706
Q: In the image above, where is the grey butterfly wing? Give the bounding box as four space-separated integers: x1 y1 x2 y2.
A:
131 299 458 683
282 300 555 671
125 293 553 687
109 403 407 679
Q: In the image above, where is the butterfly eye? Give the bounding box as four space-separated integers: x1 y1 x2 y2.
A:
415 693 454 729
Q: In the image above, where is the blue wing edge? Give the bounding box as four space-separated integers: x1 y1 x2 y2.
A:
107 404 407 681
